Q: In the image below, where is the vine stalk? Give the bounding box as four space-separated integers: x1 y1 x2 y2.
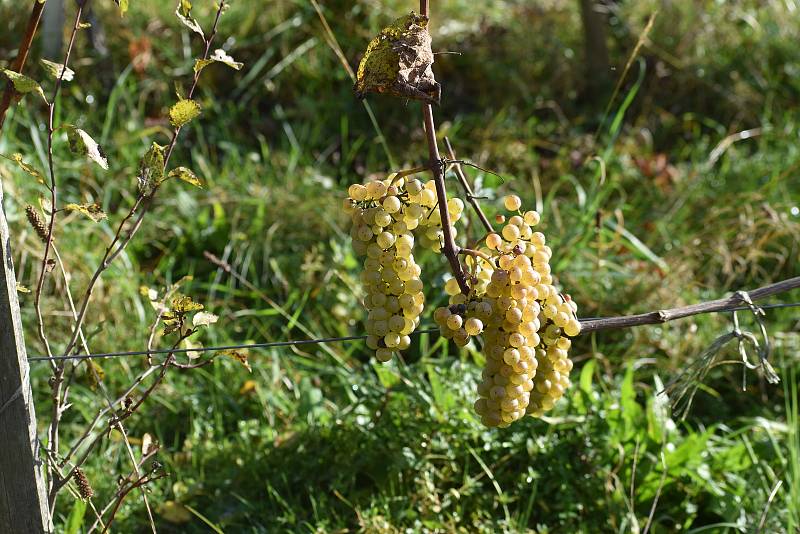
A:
418 0 470 295
0 0 47 134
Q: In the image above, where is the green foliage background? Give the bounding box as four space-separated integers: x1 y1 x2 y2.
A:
0 0 799 532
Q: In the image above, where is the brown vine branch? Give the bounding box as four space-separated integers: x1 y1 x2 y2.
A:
61 0 227 358
443 137 494 234
578 276 800 334
419 1 469 295
0 0 47 135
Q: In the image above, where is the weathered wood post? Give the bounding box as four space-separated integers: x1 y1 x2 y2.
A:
0 180 52 533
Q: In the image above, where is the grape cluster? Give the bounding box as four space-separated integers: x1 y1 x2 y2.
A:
414 180 465 252
434 195 581 427
344 176 430 362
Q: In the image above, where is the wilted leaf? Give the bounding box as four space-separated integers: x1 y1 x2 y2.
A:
78 22 92 30
2 69 47 103
64 203 107 222
158 501 192 524
84 360 105 390
2 153 45 184
167 167 203 187
138 142 165 194
194 49 243 75
65 126 108 169
355 12 440 105
171 294 204 313
40 59 75 82
175 1 204 38
169 99 201 128
16 283 30 293
192 311 218 327
218 349 252 373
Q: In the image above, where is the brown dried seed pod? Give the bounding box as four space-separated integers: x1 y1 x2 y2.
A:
75 467 94 500
25 205 49 243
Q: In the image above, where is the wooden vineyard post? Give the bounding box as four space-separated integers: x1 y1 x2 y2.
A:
0 180 52 533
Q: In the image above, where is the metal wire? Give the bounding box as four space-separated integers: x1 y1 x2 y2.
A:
28 328 442 363
27 302 800 364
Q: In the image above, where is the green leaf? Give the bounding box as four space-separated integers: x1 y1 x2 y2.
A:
65 498 87 534
40 59 75 82
1 153 45 184
65 126 108 169
138 142 166 195
175 1 204 38
64 203 107 222
168 99 201 128
194 49 243 75
2 69 46 103
167 166 203 188
192 311 218 327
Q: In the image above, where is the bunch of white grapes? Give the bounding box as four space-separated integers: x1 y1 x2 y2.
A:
346 177 580 427
344 175 432 362
433 194 581 427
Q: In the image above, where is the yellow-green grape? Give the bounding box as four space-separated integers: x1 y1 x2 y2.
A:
465 317 483 336
503 194 522 211
347 174 432 364
461 194 580 427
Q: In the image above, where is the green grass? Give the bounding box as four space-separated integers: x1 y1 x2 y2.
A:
1 0 799 531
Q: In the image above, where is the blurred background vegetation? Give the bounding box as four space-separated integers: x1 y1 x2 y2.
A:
1 0 799 532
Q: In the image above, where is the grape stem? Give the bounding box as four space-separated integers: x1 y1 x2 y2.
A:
419 0 470 295
459 248 492 262
444 137 495 234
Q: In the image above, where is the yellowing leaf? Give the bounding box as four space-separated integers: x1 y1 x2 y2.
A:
167 167 203 188
40 59 75 82
192 311 218 327
65 126 108 169
158 501 192 524
2 69 47 103
169 99 201 128
171 294 204 313
2 153 45 184
64 203 107 222
138 142 166 194
115 0 129 15
239 379 257 395
217 349 252 373
16 283 30 293
194 49 243 75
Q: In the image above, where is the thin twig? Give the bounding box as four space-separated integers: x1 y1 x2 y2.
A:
33 3 87 514
0 0 47 134
444 137 494 234
61 0 228 358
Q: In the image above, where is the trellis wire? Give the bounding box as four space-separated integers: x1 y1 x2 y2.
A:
27 301 800 364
